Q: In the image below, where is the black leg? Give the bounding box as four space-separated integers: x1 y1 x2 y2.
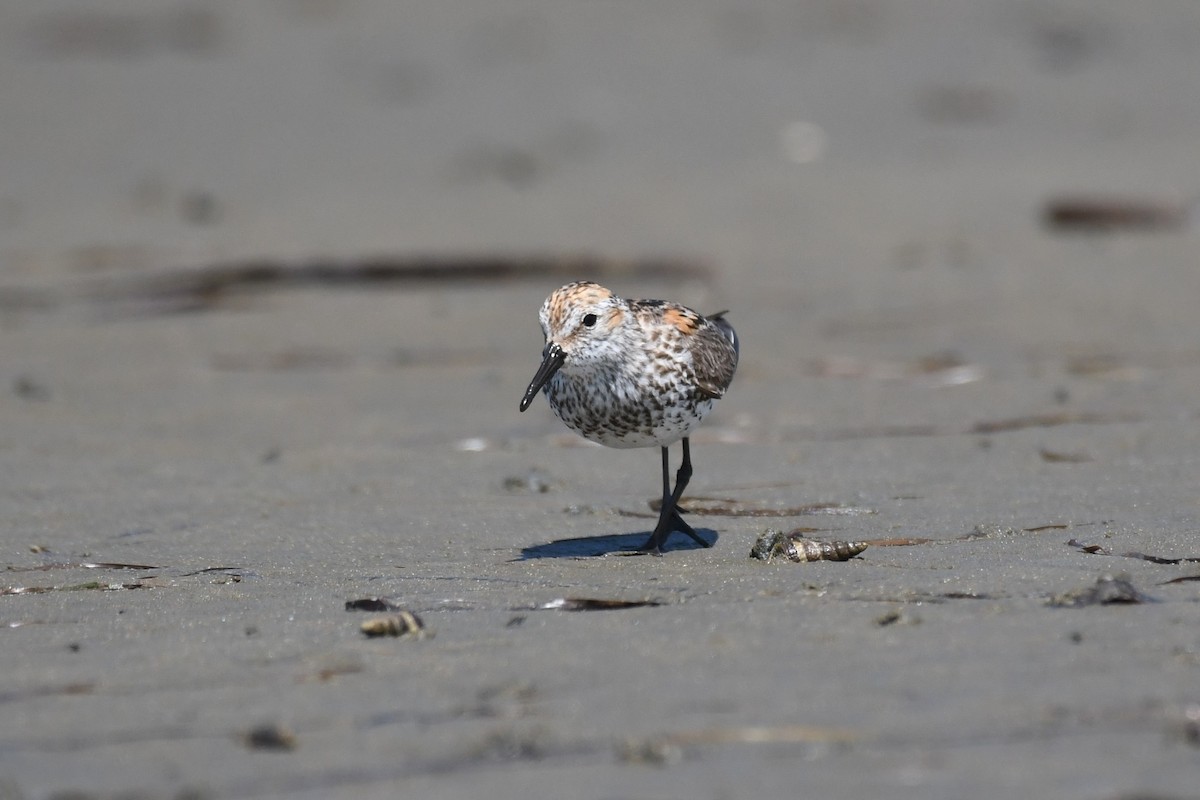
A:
639 439 710 553
638 447 673 554
668 439 708 547
672 438 693 501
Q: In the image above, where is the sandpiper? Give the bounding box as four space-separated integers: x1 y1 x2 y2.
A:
519 281 739 553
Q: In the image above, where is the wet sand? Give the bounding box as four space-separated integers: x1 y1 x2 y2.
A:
3 3 1200 798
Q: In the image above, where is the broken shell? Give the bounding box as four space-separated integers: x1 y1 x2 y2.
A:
791 538 869 562
750 530 867 563
359 610 431 639
749 530 786 561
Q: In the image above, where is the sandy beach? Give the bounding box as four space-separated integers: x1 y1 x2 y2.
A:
3 2 1200 798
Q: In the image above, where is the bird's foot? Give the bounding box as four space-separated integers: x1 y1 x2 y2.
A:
637 511 710 554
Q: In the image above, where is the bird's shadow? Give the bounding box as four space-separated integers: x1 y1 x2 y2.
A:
517 529 718 559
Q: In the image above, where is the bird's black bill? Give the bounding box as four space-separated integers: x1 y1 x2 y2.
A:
519 342 566 412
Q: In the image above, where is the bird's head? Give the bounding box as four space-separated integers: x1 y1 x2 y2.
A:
519 281 626 412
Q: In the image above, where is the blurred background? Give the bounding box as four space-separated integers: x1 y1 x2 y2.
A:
5 0 1200 469
4 0 1200 455
4 1 1197 312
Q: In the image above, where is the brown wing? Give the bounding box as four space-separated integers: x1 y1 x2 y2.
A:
693 313 738 400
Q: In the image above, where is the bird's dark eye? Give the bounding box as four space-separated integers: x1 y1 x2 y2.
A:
582 313 598 328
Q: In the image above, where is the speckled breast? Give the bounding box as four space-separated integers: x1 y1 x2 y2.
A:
542 371 715 449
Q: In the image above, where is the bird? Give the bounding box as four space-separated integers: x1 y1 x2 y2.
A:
519 281 739 554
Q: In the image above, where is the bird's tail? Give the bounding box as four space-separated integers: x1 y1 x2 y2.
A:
706 310 739 357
